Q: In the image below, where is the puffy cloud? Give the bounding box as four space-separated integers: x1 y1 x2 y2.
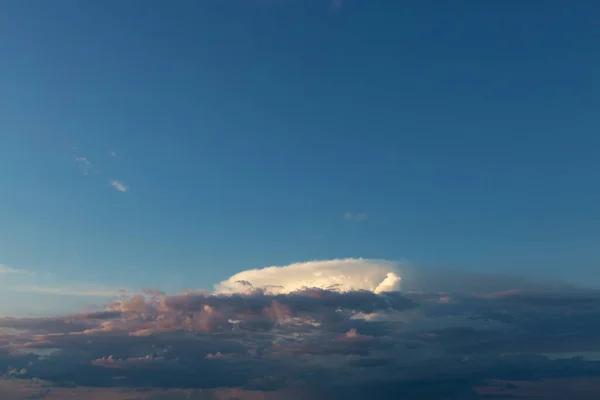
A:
215 258 401 295
374 272 402 294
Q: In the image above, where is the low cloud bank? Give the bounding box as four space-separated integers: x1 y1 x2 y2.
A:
2 258 600 396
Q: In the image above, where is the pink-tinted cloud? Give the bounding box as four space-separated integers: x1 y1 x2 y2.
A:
2 260 599 395
91 355 167 369
475 289 522 299
142 289 166 297
109 180 128 192
205 352 227 359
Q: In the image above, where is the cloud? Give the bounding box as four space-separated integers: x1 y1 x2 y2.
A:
14 284 127 297
72 153 129 193
332 0 343 10
109 180 128 192
142 289 166 297
0 265 31 275
343 211 367 221
2 258 600 397
215 258 400 294
91 355 173 369
74 156 92 175
374 272 402 294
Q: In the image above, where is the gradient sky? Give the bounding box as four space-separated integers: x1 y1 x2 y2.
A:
1 0 599 315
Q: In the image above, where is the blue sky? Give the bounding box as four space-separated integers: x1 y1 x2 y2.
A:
1 0 599 315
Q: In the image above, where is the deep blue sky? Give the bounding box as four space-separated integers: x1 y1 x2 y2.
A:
1 0 599 313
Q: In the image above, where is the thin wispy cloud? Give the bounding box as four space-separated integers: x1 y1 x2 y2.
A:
332 0 343 10
71 149 129 192
74 156 92 175
109 180 128 192
14 284 127 298
344 211 368 221
0 264 33 276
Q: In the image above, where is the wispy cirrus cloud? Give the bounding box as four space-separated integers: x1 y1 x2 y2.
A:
14 284 127 298
0 265 33 276
71 148 129 192
74 156 92 175
109 180 128 193
344 211 368 221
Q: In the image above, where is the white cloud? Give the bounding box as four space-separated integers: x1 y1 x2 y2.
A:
344 211 367 221
374 272 402 294
75 156 92 175
73 154 129 193
0 264 32 275
109 180 128 192
215 258 402 294
2 257 598 395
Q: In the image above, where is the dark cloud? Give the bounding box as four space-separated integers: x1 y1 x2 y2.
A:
3 279 600 398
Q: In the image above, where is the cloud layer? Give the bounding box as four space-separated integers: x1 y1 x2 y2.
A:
2 259 600 398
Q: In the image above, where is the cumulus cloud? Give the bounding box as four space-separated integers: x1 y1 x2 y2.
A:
215 258 401 294
2 258 600 397
374 272 402 294
109 180 128 192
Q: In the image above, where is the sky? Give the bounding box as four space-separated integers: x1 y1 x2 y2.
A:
1 0 600 316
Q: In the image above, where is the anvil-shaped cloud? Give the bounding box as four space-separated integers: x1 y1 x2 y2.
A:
215 258 402 294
